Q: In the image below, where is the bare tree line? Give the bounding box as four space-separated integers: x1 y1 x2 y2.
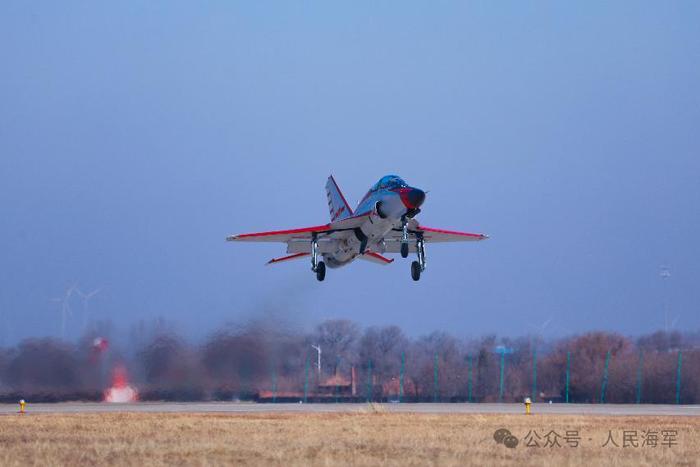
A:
0 319 698 404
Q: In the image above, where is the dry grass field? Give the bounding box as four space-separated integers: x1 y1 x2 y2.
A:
0 406 698 466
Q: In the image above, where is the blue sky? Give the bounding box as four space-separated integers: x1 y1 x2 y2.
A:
1 2 699 344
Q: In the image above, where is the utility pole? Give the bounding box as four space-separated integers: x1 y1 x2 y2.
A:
676 351 682 405
600 350 611 403
399 351 405 403
565 351 570 403
311 344 321 377
303 356 309 403
660 266 671 333
493 345 513 402
532 348 538 401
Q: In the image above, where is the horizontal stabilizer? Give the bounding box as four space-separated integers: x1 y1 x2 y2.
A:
266 253 310 265
358 250 394 265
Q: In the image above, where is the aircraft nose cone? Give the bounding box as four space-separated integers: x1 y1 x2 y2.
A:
404 188 426 209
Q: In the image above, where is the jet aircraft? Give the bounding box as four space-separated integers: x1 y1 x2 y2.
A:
227 175 488 281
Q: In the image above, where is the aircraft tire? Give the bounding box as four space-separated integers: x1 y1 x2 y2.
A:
401 243 409 258
316 261 326 282
411 261 421 281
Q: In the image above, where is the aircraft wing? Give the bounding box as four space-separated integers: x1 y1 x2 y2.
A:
413 226 488 242
382 223 487 253
227 224 332 243
227 213 372 243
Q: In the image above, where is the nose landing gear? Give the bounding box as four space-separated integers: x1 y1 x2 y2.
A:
400 217 409 258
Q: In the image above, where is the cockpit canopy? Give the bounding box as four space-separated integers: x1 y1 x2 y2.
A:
372 175 408 191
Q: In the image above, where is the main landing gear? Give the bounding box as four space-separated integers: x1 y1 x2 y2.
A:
411 234 426 281
311 236 326 281
399 219 426 281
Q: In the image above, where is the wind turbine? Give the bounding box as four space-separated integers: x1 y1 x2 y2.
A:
76 287 101 331
527 317 552 336
670 315 680 330
51 285 77 340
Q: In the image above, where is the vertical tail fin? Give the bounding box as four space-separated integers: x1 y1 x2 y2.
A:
325 175 354 221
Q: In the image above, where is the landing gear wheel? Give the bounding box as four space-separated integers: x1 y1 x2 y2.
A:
315 261 326 282
401 242 409 258
411 261 421 281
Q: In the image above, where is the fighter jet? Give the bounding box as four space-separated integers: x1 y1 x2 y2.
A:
227 175 488 281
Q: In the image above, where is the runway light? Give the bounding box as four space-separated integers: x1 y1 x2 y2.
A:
524 397 532 415
18 399 26 414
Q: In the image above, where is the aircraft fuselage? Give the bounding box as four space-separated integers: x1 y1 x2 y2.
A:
321 180 425 268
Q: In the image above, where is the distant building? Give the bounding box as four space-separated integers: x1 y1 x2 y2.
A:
382 376 416 399
317 367 356 396
257 367 359 402
255 367 422 402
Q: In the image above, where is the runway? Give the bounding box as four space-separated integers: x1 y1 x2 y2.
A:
1 402 698 416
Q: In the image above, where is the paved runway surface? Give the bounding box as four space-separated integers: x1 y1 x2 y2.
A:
1 402 698 416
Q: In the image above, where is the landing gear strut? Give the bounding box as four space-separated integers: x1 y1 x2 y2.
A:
411 234 426 281
311 235 326 281
400 217 409 258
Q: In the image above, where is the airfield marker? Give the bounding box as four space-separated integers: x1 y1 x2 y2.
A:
18 399 25 414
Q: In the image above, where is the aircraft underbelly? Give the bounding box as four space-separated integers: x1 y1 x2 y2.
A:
323 217 397 268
